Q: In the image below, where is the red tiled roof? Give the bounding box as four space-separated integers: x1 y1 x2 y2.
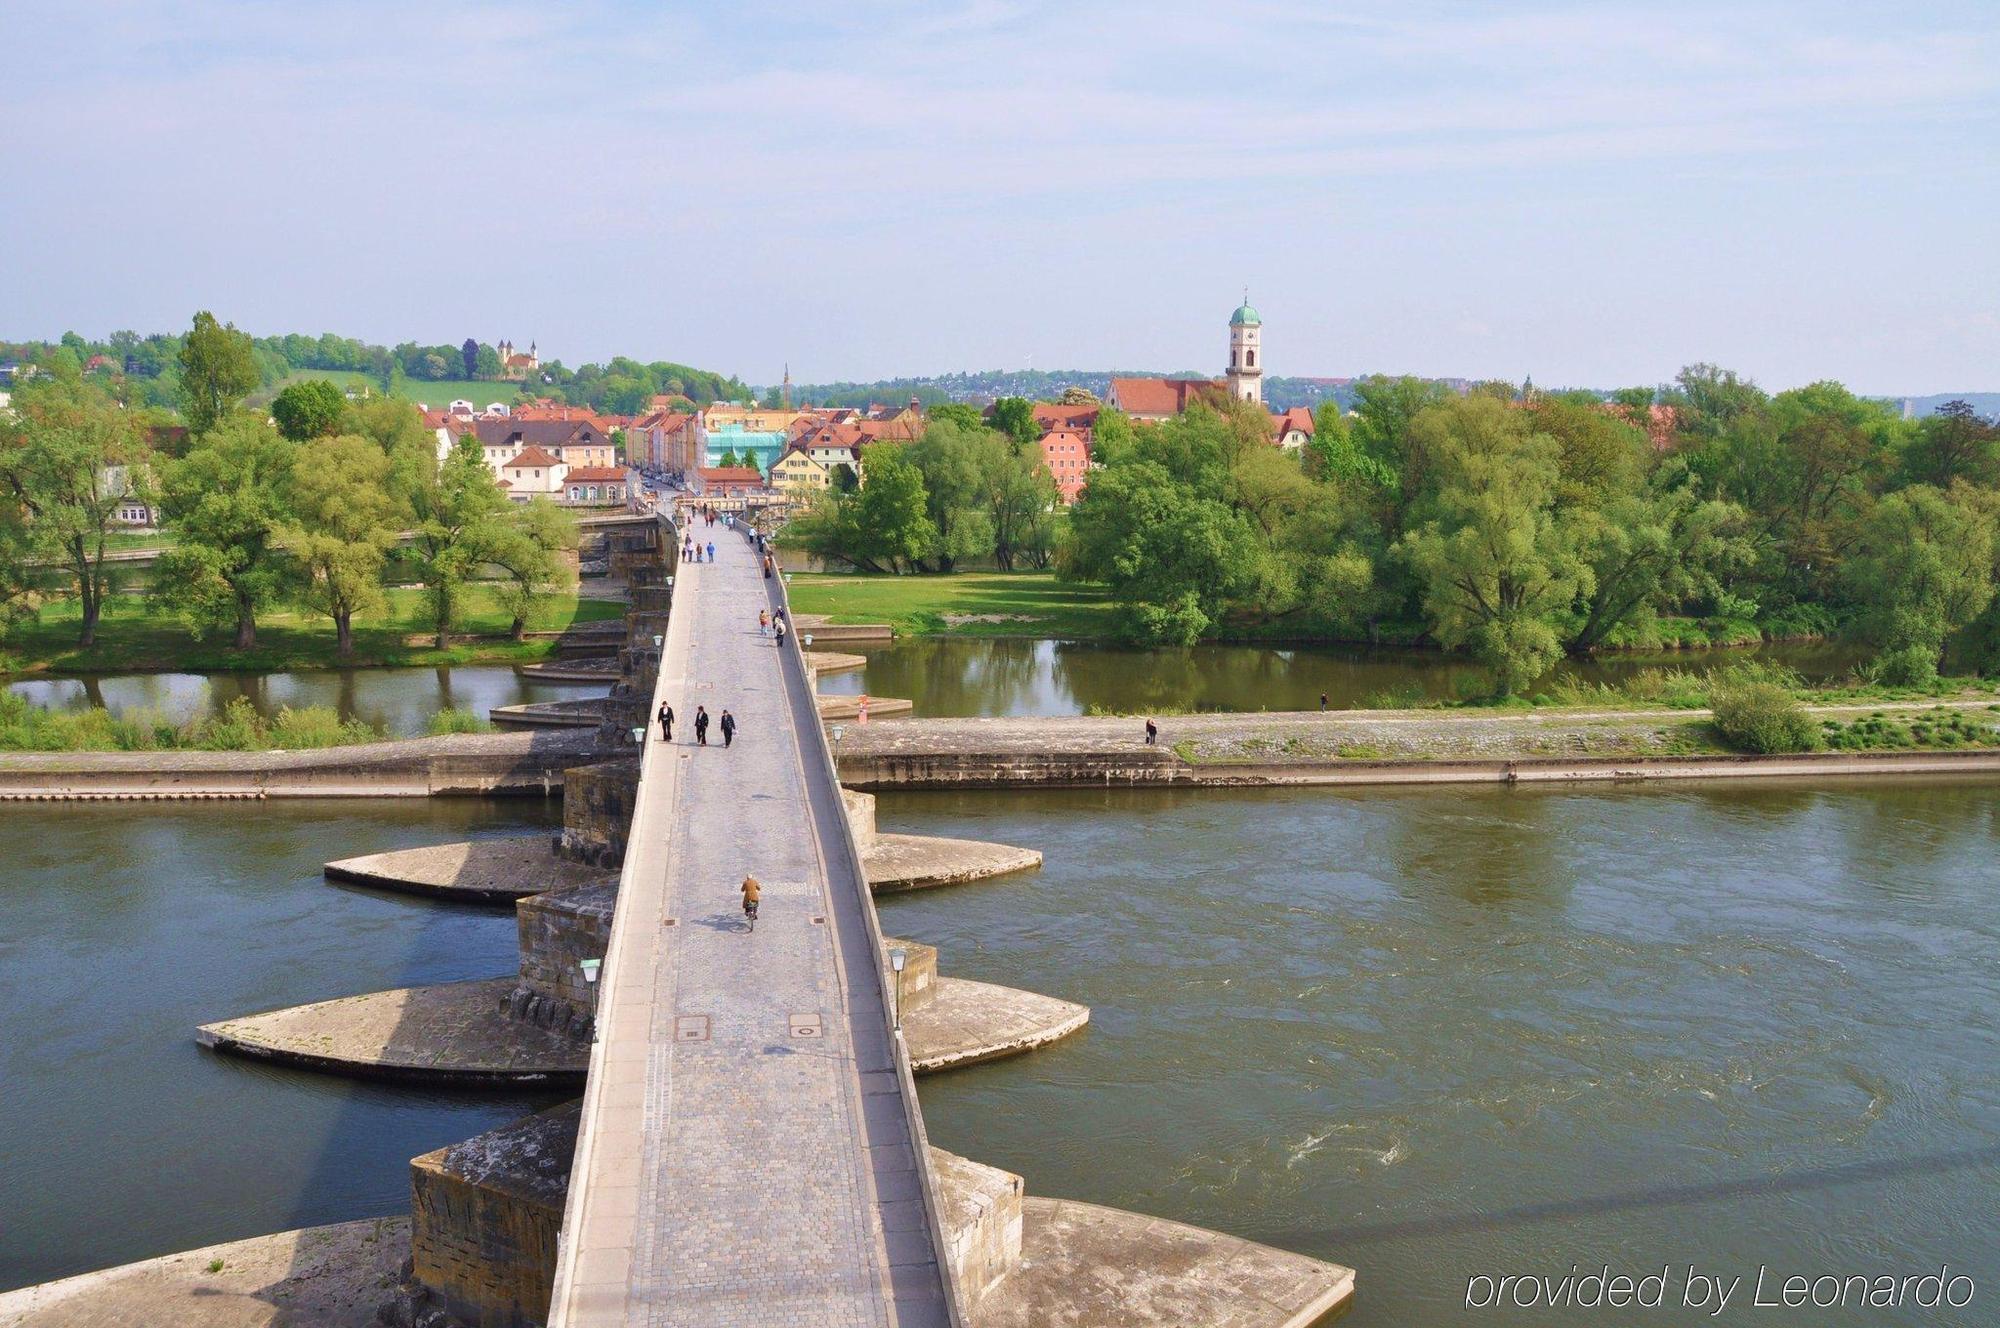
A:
1031 402 1101 432
565 466 626 482
1108 377 1223 417
1271 406 1315 438
699 466 764 482
503 445 561 468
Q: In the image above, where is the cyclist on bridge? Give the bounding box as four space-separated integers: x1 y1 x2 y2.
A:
740 875 761 928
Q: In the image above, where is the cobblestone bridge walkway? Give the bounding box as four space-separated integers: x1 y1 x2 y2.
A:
547 522 955 1327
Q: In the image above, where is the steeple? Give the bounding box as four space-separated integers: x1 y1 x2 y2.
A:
1225 291 1263 406
782 362 792 410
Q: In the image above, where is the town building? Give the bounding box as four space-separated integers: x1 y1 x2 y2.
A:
769 447 833 495
498 339 539 380
498 445 565 498
1104 298 1265 420
1037 428 1093 504
1271 406 1314 450
563 466 630 506
690 466 768 500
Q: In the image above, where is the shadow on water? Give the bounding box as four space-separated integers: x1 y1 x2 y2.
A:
1313 1146 2000 1246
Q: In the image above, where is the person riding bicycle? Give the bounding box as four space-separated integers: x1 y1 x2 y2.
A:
741 874 761 925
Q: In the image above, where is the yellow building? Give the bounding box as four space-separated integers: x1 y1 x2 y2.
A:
769 447 832 494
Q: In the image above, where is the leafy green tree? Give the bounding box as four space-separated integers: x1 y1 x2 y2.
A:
904 420 997 571
1900 400 1998 490
989 397 1039 444
461 339 479 379
1349 375 1450 500
281 433 404 657
1397 398 1590 693
488 498 579 639
850 445 938 572
716 447 740 468
0 378 148 645
156 416 297 648
475 344 502 378
1845 483 1996 685
176 311 258 436
393 434 512 647
1567 462 1750 652
270 378 347 440
927 403 984 431
344 396 433 454
1063 460 1259 644
980 440 1059 571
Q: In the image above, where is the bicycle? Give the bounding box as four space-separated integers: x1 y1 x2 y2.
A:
743 898 759 932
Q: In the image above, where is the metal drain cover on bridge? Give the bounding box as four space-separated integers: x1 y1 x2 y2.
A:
789 1013 823 1039
675 1014 710 1042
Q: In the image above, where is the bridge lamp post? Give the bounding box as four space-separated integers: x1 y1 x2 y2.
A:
889 948 907 1031
630 726 645 747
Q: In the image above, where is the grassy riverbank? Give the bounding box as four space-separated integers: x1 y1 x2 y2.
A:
0 587 623 676
786 571 1118 638
0 692 496 752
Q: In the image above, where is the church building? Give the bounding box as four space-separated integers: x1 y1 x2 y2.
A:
1107 297 1264 422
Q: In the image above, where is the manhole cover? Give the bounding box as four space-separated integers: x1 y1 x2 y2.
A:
789 1013 823 1039
675 1014 710 1042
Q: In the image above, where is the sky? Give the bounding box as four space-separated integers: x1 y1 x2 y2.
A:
3 1 1997 395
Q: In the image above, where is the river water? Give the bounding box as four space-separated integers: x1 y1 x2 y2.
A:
3 782 1994 1325
882 782 2000 1326
0 799 564 1291
815 637 1870 716
3 665 584 737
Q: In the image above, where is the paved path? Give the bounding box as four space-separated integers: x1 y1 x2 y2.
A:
548 526 956 1326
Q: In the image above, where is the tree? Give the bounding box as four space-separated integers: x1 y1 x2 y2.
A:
0 378 148 645
1057 386 1100 406
156 416 297 649
980 440 1059 572
1567 463 1750 652
488 498 579 639
1062 460 1260 644
461 338 478 379
281 433 403 657
989 397 1039 445
1397 398 1591 693
474 344 502 379
716 447 741 468
1845 483 1996 684
344 395 433 454
270 378 347 440
783 445 938 573
393 433 512 647
927 403 985 431
904 420 997 572
176 311 258 436
1900 400 1999 490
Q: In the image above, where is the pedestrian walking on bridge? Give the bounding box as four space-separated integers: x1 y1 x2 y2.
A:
773 616 786 648
657 701 674 742
706 540 715 562
720 709 736 748
694 705 709 746
1144 717 1158 745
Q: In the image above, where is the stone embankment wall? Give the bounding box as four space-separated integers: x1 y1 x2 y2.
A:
553 759 639 866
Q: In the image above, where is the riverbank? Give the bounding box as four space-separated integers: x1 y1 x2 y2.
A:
0 729 600 797
8 702 2000 795
0 587 624 676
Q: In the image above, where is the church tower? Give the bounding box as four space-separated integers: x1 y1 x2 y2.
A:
1226 294 1262 406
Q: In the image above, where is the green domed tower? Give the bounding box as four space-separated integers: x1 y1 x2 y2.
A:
1226 292 1263 405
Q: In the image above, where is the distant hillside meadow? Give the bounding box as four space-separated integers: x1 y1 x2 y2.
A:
0 325 748 416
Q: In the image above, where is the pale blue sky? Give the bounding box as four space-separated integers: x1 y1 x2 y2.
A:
3 1 1996 393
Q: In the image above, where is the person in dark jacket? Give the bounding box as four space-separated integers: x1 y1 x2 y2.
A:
694 705 709 745
1144 717 1158 745
657 701 674 742
720 709 736 748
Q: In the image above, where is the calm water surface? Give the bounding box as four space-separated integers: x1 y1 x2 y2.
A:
0 800 565 1290
881 781 2000 1327
817 637 1870 716
4 665 589 736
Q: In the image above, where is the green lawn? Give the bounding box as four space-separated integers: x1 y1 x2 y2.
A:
1 585 623 675
250 369 521 411
785 571 1117 638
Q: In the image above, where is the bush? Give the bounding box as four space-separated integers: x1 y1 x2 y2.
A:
1117 593 1208 647
426 707 494 736
269 706 378 748
1709 668 1820 754
1867 644 1940 690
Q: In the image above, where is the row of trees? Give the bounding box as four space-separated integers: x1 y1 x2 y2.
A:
6 323 748 418
1 315 578 657
1063 371 2000 691
784 406 1062 574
